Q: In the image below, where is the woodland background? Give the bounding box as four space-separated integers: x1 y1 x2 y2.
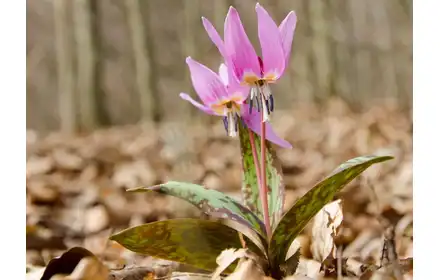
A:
26 0 412 133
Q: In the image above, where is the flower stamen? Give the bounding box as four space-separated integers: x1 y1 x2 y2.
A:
221 101 241 137
248 80 274 122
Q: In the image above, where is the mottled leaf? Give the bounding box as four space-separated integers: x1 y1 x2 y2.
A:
110 219 258 272
269 155 393 265
280 248 301 276
128 181 265 236
238 122 285 227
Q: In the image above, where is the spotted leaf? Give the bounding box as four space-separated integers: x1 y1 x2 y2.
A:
269 155 393 266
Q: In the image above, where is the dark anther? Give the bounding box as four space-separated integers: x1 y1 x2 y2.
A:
249 98 253 114
269 94 274 112
234 114 239 132
222 116 228 132
225 101 232 109
265 99 271 115
256 95 261 112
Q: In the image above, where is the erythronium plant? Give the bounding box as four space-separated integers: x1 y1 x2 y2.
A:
110 4 393 279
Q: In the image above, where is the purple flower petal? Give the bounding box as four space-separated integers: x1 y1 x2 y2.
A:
186 57 230 106
202 17 227 58
278 11 297 64
218 63 229 86
256 3 285 80
224 7 261 82
179 93 219 115
241 104 292 149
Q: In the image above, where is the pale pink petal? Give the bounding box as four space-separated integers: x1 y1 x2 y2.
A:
186 57 230 105
228 82 251 103
218 63 229 86
179 93 219 115
241 104 292 148
202 17 227 58
224 7 261 81
278 11 297 64
256 3 285 79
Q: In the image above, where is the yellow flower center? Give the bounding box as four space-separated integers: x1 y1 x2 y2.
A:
210 96 242 115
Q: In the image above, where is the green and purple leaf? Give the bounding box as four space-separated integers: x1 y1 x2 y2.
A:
238 122 285 227
128 181 265 236
269 155 393 265
110 219 255 272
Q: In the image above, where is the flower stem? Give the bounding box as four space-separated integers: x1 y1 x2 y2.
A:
260 113 271 236
248 129 262 187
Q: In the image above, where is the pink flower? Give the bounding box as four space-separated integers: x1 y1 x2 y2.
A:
202 3 297 122
180 58 292 148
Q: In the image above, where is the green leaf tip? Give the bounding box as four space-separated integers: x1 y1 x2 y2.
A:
269 155 393 265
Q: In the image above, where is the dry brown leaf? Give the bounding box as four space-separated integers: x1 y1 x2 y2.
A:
109 266 155 280
223 259 266 280
84 205 109 234
296 258 322 279
48 257 109 280
26 266 46 280
283 275 315 280
27 156 54 176
212 248 248 280
311 199 343 262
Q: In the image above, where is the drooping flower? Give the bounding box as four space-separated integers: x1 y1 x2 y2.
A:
202 3 297 122
180 58 292 148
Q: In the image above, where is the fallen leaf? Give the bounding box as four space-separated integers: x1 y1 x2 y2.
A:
84 205 109 234
49 257 109 280
283 275 315 280
40 247 95 280
212 248 248 280
26 266 45 280
223 259 266 280
109 266 155 280
310 199 343 262
295 258 322 279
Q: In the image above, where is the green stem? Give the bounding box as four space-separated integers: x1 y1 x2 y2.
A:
260 113 271 236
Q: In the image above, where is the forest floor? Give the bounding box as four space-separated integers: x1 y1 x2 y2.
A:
26 99 413 280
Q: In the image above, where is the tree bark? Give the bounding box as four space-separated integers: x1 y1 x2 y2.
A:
73 0 99 131
125 0 155 121
54 0 77 133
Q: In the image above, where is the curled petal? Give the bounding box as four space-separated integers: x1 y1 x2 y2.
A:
256 3 285 79
241 104 292 149
202 17 227 58
278 11 297 64
186 57 230 105
179 93 219 115
224 6 261 81
218 63 229 86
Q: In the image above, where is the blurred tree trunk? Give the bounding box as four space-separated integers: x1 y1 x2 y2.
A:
182 0 200 121
73 0 99 131
327 0 355 106
53 0 77 133
308 0 332 103
125 0 157 122
214 0 229 28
